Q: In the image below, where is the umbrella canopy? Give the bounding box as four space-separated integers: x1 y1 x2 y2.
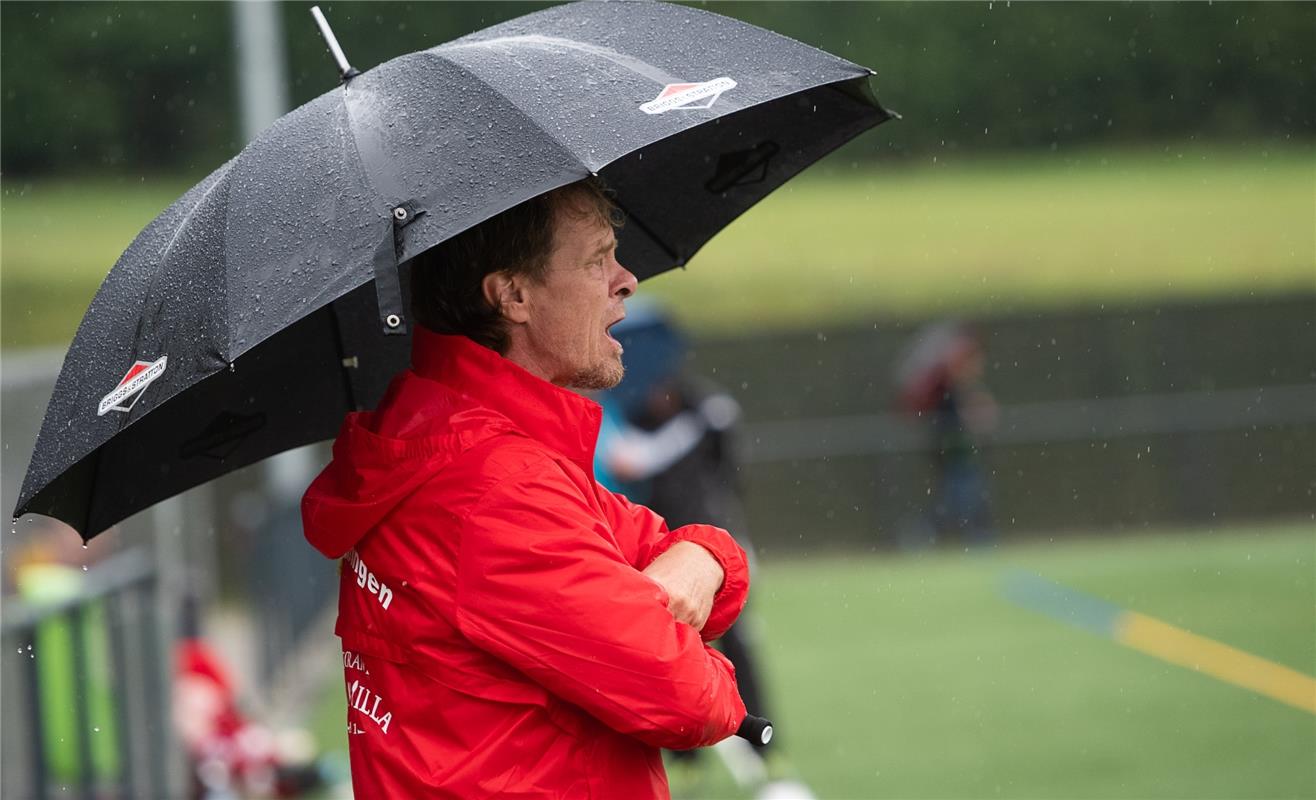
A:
16 1 894 539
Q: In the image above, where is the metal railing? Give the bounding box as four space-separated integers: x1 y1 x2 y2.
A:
0 548 175 800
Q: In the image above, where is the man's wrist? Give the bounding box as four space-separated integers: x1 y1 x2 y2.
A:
671 540 724 592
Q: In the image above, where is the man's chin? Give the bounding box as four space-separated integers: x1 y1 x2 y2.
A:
568 358 625 392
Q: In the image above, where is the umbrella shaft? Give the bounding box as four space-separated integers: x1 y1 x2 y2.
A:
311 6 355 79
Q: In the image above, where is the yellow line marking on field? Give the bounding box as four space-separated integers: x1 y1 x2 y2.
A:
1117 611 1316 714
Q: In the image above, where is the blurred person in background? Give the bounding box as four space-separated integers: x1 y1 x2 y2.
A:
598 301 814 800
173 591 325 800
896 320 999 548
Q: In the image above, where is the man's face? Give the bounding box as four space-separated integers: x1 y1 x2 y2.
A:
516 196 637 390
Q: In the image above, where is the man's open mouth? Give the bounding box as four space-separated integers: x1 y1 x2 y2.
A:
605 318 624 348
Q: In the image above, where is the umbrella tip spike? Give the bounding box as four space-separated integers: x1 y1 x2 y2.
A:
310 6 359 83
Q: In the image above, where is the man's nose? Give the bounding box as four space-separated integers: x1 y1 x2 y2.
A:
611 258 638 298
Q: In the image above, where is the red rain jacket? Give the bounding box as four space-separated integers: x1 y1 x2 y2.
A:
302 329 749 799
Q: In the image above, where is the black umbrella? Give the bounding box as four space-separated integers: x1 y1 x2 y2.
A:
15 1 894 539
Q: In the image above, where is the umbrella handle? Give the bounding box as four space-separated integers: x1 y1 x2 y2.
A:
736 714 773 746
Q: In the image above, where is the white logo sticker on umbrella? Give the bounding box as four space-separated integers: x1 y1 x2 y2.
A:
641 77 737 115
98 356 168 416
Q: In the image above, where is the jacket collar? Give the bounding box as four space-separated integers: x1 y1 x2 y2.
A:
411 327 602 478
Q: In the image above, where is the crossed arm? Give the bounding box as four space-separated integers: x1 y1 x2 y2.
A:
452 460 749 749
642 540 725 633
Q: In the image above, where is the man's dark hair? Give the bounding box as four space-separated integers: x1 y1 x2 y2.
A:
410 179 621 354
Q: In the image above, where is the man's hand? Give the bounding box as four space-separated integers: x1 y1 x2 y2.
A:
642 541 725 632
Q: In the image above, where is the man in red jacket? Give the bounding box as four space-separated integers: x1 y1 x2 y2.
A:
301 179 750 798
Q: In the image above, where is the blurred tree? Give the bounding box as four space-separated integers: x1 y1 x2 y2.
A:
712 2 1315 162
2 2 237 174
2 1 1312 176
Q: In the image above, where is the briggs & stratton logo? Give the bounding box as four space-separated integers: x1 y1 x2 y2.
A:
98 356 168 416
640 77 737 115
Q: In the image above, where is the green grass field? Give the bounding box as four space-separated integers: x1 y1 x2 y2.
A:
748 524 1314 799
3 146 1313 347
306 523 1314 799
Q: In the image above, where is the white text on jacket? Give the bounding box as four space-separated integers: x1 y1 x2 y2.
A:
343 649 369 674
348 678 393 734
344 549 394 610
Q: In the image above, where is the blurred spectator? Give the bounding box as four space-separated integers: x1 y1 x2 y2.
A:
173 593 325 799
897 321 999 547
597 302 814 799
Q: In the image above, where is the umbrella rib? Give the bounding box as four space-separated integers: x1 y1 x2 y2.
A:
81 440 110 538
423 50 589 174
327 299 360 412
142 167 232 357
441 34 685 94
606 196 683 268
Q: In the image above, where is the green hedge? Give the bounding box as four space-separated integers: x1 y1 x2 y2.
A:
3 2 1312 174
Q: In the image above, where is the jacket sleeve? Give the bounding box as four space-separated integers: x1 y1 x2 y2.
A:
453 460 747 750
603 489 750 642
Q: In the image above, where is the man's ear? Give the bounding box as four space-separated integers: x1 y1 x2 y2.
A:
481 271 531 324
